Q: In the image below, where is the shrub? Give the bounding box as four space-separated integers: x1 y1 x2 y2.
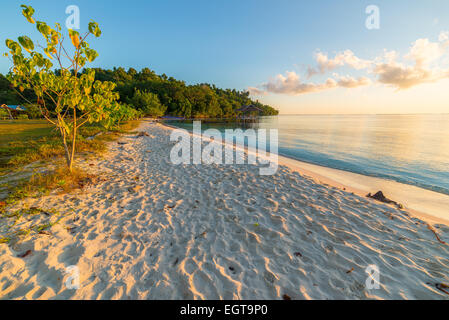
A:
131 89 167 117
24 104 42 119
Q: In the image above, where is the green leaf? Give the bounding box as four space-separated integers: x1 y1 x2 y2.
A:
5 39 22 55
84 48 98 62
50 31 59 45
36 21 51 38
76 56 86 67
32 52 44 67
21 5 35 24
86 69 96 82
88 21 102 37
18 36 34 53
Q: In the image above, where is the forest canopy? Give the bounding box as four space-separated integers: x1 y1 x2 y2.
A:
0 67 279 118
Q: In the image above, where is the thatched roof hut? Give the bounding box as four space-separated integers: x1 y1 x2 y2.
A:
236 104 263 114
235 104 263 122
0 104 26 119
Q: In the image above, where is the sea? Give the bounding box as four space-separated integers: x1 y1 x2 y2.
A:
165 114 449 196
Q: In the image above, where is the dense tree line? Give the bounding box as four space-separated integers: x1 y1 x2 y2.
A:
0 67 278 118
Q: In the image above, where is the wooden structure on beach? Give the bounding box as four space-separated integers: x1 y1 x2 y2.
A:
236 104 263 123
0 104 26 120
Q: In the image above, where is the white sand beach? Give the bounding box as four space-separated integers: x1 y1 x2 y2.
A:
0 120 448 300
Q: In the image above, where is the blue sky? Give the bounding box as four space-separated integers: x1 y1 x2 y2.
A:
1 0 449 114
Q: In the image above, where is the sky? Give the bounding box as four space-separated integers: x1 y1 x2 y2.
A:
1 0 449 114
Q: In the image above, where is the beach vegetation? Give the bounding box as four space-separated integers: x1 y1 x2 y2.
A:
105 68 279 118
1 65 278 120
2 51 278 122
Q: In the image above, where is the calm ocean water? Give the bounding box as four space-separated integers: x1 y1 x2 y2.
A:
166 114 449 196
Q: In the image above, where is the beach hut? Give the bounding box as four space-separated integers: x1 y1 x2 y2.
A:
0 104 26 120
236 104 263 123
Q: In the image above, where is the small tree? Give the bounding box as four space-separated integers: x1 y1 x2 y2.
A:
4 5 121 172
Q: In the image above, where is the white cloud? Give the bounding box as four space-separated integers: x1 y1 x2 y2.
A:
373 62 437 89
249 31 449 96
439 31 449 47
253 71 370 95
406 38 442 67
336 75 372 88
247 86 267 96
307 50 372 77
373 34 449 89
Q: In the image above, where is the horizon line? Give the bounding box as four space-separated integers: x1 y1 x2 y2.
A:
277 113 449 116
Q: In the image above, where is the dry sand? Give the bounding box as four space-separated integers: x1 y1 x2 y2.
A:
0 121 448 300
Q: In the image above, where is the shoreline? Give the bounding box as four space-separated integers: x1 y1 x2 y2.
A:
277 155 449 226
161 121 449 226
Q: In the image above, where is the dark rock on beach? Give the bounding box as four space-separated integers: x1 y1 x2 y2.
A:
367 191 403 209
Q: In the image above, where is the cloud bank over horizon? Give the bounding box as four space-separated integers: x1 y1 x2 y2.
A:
249 31 449 96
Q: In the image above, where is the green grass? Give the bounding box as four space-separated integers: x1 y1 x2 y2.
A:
0 119 141 176
0 120 54 143
0 120 55 171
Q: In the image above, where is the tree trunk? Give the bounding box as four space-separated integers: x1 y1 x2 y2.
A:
62 131 72 172
6 108 13 120
69 131 76 173
69 109 77 173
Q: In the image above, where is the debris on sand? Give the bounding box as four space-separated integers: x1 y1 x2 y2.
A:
136 131 150 137
346 267 355 274
426 223 447 245
436 283 449 295
128 185 142 194
78 176 99 188
86 132 103 140
18 250 32 258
